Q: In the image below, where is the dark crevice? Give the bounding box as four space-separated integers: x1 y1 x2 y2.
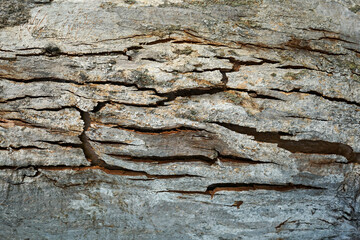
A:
24 106 74 111
91 101 159 112
0 56 17 60
90 140 136 146
108 154 217 165
276 65 316 70
4 76 286 108
0 95 52 103
117 102 160 107
4 78 162 104
87 80 159 94
1 76 83 85
0 146 44 151
235 41 287 51
16 47 43 51
171 39 230 48
124 46 144 61
163 68 232 74
213 122 360 163
216 56 280 72
77 109 201 179
91 101 110 113
140 38 174 45
1 76 157 95
256 58 281 64
125 46 143 52
172 40 205 44
128 178 155 181
156 87 225 105
317 36 358 45
285 115 329 122
270 88 360 107
107 151 275 166
141 57 165 63
306 27 340 35
160 183 324 197
2 76 282 107
294 47 345 56
344 47 360 55
275 218 292 230
206 183 325 195
217 154 276 165
37 140 82 148
113 125 205 134
0 165 200 179
253 93 283 101
0 165 88 171
235 38 347 56
17 50 128 58
220 71 228 84
158 190 209 195
228 88 284 101
285 37 346 56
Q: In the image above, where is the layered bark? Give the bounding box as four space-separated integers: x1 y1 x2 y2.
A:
0 0 360 239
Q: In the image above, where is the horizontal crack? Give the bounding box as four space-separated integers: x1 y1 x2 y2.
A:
1 118 70 132
78 109 202 179
108 154 217 165
206 183 325 197
285 37 346 56
140 38 175 45
159 183 324 198
218 153 277 165
276 65 317 71
270 88 360 107
113 125 206 134
228 88 284 101
214 122 360 163
1 76 83 85
159 86 225 103
107 151 276 166
90 140 137 146
37 140 82 148
216 56 280 72
0 95 52 103
0 146 44 151
0 164 201 179
16 49 128 58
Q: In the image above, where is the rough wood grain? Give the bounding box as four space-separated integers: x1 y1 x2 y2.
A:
0 0 360 239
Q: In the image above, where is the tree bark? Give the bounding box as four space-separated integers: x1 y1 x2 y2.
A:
0 0 360 239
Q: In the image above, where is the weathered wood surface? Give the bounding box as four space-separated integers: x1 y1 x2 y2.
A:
0 0 360 239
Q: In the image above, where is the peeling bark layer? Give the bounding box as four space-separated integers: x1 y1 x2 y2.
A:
0 0 360 239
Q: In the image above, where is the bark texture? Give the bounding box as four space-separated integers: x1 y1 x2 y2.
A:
1 0 360 239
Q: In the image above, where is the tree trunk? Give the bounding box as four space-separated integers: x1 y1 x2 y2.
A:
1 0 360 239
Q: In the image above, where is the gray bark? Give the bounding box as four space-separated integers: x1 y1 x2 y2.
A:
0 0 360 239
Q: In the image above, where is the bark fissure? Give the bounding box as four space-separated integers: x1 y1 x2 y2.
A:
0 0 359 237
0 146 45 151
0 95 53 103
112 125 205 134
107 153 273 165
37 140 82 148
213 122 360 163
16 49 128 58
159 183 325 198
1 76 288 108
76 109 202 179
270 88 360 107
